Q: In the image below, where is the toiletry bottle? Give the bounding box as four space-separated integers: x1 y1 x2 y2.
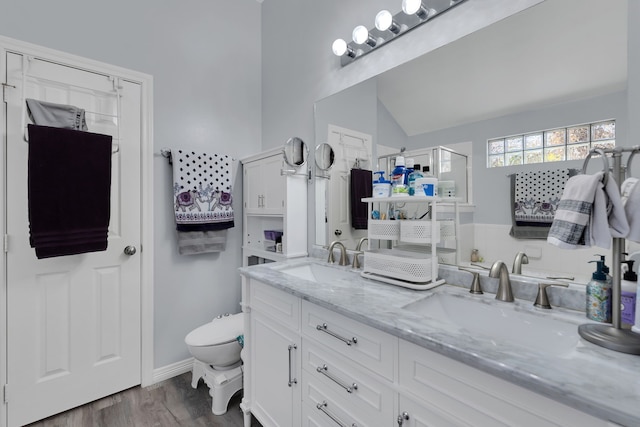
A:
620 260 637 328
404 158 415 186
408 163 424 196
586 257 612 323
391 156 408 197
372 171 391 198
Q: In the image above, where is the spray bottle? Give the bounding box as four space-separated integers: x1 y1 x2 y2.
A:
586 256 611 323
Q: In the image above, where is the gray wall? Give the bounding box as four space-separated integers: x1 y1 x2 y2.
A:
0 0 262 369
408 91 628 224
261 0 543 248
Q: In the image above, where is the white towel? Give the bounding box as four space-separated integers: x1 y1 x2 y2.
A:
547 172 603 249
622 177 640 243
177 230 227 255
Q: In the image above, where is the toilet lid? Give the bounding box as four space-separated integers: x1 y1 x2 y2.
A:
185 313 244 347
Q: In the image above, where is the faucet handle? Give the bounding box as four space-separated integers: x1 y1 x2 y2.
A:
534 282 569 309
458 267 483 294
352 251 364 269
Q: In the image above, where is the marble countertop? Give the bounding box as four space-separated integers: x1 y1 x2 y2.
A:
239 257 640 426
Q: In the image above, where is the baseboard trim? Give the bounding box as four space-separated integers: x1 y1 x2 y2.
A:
151 358 194 384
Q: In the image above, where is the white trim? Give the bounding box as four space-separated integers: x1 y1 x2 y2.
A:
0 35 154 425
152 358 195 385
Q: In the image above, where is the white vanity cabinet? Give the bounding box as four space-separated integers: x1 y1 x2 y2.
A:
242 279 301 427
241 148 307 265
242 275 612 427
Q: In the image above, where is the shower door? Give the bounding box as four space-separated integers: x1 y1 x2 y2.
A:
3 51 142 426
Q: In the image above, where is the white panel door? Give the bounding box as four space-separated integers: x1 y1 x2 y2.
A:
4 52 142 426
326 125 372 249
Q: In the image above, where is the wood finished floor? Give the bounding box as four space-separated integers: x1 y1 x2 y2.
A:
25 372 263 427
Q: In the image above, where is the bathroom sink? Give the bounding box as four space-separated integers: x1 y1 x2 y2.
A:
403 288 581 356
272 262 354 283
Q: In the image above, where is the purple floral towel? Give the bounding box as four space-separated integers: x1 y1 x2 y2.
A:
509 169 575 239
172 149 234 232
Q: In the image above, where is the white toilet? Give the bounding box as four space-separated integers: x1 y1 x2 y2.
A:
185 312 244 415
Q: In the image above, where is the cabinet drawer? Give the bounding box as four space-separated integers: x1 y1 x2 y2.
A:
301 373 385 427
249 281 300 331
301 338 394 424
399 340 608 427
301 301 396 381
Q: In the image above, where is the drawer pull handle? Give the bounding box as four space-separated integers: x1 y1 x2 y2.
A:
287 344 297 387
316 364 358 393
316 323 358 346
316 401 357 427
397 412 410 425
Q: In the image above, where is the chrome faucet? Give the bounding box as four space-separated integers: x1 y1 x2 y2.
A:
512 252 529 274
489 260 514 302
327 241 348 266
352 237 369 269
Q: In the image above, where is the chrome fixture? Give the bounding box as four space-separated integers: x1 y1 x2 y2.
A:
331 0 467 66
488 260 514 302
352 237 369 269
534 282 569 309
512 252 529 274
458 267 482 294
327 241 348 266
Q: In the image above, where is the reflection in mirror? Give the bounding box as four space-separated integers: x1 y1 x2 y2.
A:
315 143 335 171
283 137 308 167
313 0 629 283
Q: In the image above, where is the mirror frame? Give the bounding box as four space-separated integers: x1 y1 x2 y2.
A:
283 137 309 167
314 142 335 172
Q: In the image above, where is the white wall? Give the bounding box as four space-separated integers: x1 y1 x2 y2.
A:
0 0 262 369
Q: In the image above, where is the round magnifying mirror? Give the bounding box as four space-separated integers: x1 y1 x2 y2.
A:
315 143 335 171
283 137 308 167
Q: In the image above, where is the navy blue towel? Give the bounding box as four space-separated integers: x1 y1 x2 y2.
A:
350 169 372 230
28 124 112 259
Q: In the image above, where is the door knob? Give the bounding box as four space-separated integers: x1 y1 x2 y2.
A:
124 245 137 256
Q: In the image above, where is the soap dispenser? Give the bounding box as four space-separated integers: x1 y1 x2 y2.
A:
586 256 611 323
372 171 391 198
620 260 637 328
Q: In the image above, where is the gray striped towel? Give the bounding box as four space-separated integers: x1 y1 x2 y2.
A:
547 172 603 249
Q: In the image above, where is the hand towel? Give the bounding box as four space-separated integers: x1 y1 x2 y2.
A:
171 149 234 254
350 169 372 230
509 169 574 239
27 124 112 258
177 230 227 255
172 149 234 231
621 177 640 243
547 172 603 249
26 98 88 131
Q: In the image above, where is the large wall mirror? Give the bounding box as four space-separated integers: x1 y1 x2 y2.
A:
314 0 630 282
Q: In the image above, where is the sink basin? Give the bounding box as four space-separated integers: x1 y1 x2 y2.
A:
403 288 581 356
272 262 354 283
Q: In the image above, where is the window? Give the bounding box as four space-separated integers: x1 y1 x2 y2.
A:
487 120 615 168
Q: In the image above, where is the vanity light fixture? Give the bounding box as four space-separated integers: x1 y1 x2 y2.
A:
332 0 467 66
375 10 400 34
332 38 356 58
352 25 377 47
402 0 434 20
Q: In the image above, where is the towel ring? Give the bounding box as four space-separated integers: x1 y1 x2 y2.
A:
582 148 609 186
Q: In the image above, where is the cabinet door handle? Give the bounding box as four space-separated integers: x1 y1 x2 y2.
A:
316 364 358 393
287 344 297 387
316 401 357 427
397 412 410 425
316 323 358 346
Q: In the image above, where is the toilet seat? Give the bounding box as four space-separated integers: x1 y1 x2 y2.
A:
185 313 243 347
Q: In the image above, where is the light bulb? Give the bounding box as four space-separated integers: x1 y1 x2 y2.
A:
402 0 422 15
332 39 347 56
375 10 393 31
352 25 370 44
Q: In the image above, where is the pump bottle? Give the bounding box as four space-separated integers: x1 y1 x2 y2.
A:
620 260 637 328
586 256 611 323
391 156 407 196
